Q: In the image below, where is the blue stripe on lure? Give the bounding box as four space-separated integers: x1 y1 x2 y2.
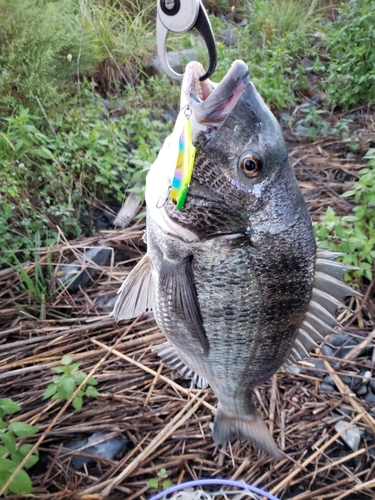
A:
169 112 196 210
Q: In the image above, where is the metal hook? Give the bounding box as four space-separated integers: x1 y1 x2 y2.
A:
156 0 217 81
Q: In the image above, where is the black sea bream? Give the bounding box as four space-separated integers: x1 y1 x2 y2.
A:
113 60 357 457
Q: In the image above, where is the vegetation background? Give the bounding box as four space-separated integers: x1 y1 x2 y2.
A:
0 0 374 495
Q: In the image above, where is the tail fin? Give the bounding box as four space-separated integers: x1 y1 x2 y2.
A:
213 403 282 459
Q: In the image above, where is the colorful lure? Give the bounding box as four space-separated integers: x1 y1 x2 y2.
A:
169 113 196 210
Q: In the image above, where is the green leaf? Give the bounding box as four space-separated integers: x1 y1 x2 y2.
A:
9 468 33 494
61 355 72 365
85 386 100 398
147 478 159 489
43 383 57 399
19 446 39 469
0 419 5 430
0 458 14 471
162 479 173 490
2 432 17 454
72 396 83 411
9 422 38 438
0 399 21 415
61 376 76 396
87 377 98 386
157 468 168 479
0 446 8 458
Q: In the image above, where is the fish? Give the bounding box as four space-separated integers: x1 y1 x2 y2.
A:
112 60 358 458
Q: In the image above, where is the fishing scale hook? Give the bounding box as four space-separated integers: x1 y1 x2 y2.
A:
156 0 217 81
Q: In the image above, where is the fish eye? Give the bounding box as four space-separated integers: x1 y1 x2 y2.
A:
238 151 262 178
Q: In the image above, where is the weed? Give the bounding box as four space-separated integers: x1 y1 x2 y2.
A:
44 355 100 410
314 149 375 281
315 0 375 108
147 467 173 492
0 399 39 495
0 96 169 267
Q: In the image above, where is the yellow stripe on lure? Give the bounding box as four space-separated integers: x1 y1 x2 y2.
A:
169 114 196 210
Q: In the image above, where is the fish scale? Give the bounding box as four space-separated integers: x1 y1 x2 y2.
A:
112 60 358 458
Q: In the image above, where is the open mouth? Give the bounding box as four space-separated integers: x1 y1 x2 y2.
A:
182 60 250 134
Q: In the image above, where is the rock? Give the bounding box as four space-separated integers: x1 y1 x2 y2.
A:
329 333 357 347
369 380 375 393
58 246 112 292
64 431 128 470
362 371 372 384
218 27 238 46
354 385 367 396
339 374 355 387
285 365 303 375
320 344 335 357
309 359 326 377
322 375 335 386
145 49 199 77
320 383 336 392
96 291 118 312
365 392 375 403
334 421 361 452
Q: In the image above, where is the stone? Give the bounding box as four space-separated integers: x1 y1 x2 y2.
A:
58 246 112 292
145 49 199 77
329 333 358 347
309 359 326 377
64 431 128 470
369 380 375 393
354 385 367 396
96 291 118 312
218 27 238 46
334 421 361 452
365 392 375 403
322 375 335 386
320 383 336 393
320 344 335 357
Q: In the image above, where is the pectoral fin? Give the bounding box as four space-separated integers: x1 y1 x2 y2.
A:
112 254 154 321
160 256 209 354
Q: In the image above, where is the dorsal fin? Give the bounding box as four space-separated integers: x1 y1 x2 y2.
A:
112 254 154 321
284 252 359 367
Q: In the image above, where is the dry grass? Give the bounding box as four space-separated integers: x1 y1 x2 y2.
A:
1 114 375 499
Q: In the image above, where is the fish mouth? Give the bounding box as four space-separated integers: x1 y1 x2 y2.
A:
182 60 250 134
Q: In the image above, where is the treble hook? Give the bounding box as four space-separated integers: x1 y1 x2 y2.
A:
156 0 217 81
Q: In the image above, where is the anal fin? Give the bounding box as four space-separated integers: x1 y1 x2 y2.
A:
152 341 208 389
112 253 154 321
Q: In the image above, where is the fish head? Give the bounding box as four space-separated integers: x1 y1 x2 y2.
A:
147 60 305 240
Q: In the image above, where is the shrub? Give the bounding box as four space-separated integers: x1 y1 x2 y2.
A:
316 0 375 108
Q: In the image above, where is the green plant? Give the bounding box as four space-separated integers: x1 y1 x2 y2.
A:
0 96 169 267
314 149 375 281
0 0 101 114
0 399 39 495
44 356 100 410
296 107 329 138
147 467 173 492
315 0 375 108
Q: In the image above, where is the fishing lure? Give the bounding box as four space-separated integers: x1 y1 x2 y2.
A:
169 109 196 210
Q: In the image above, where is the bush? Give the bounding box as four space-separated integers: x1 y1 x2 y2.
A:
316 0 375 108
314 150 375 281
0 95 169 267
0 0 100 114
